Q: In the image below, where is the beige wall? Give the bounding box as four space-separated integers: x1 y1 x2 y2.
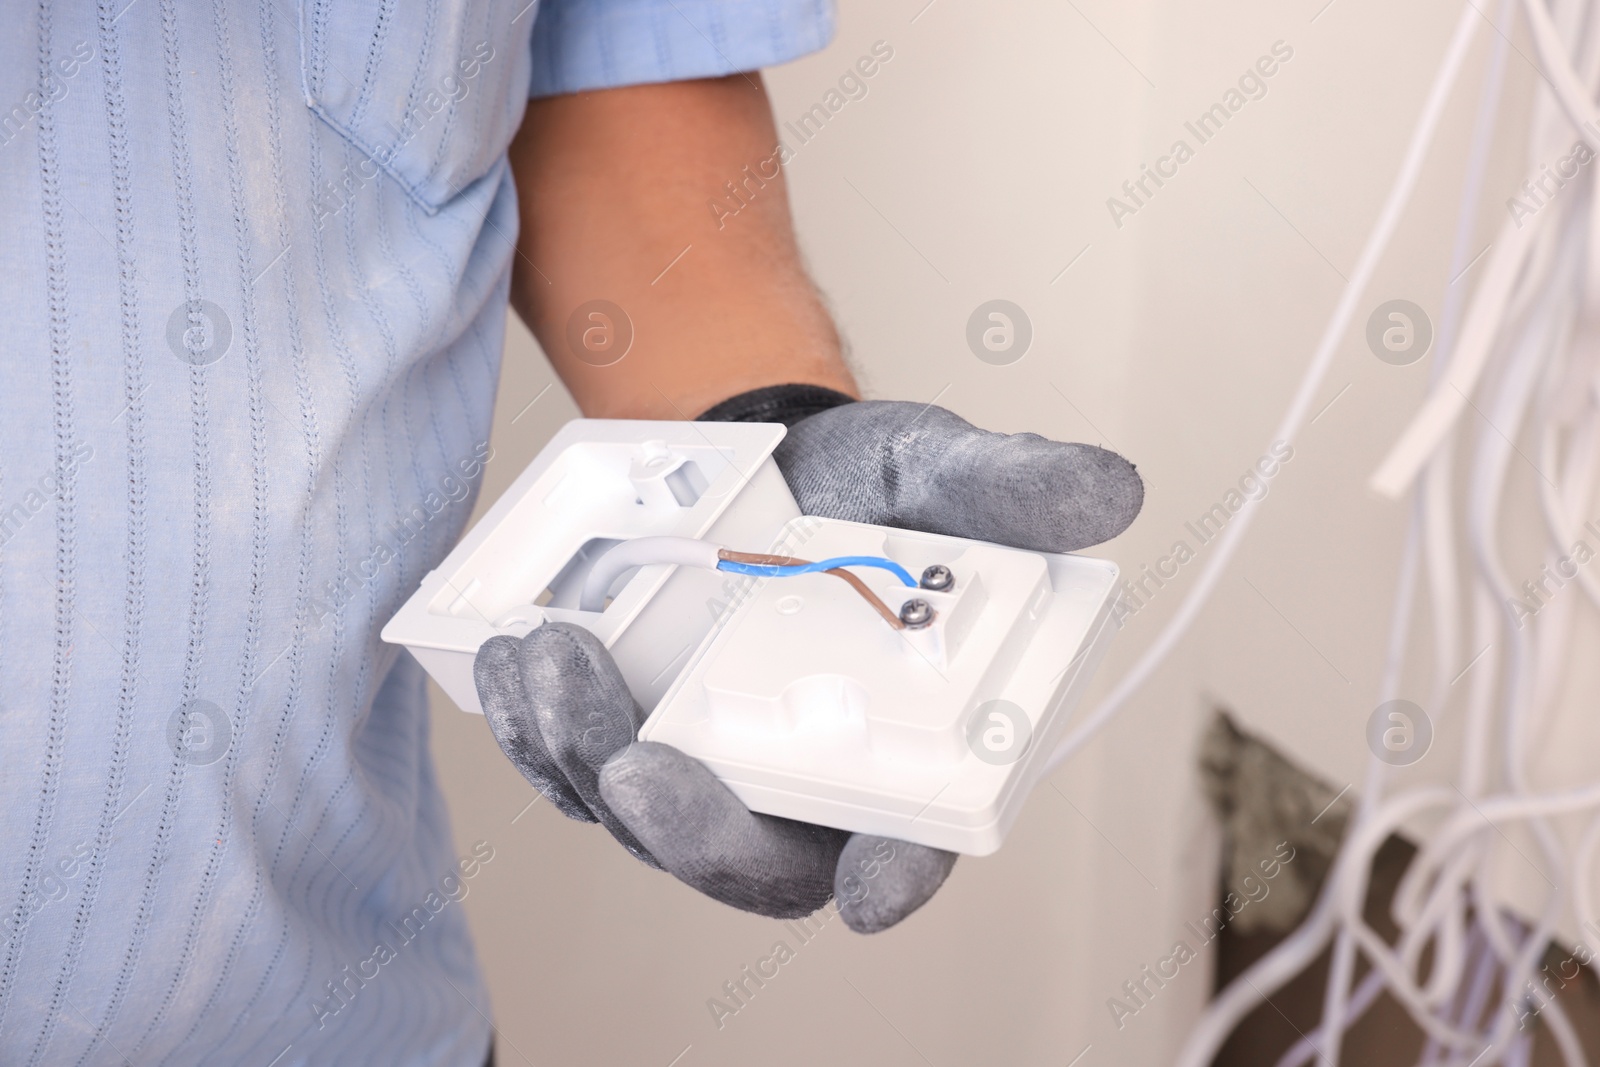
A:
427 0 1535 1062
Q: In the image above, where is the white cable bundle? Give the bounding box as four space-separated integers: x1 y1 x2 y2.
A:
1041 0 1600 1062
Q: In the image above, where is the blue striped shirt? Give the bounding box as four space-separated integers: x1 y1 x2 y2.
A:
0 1 831 1063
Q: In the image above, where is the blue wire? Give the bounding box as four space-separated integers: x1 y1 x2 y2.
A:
717 555 918 587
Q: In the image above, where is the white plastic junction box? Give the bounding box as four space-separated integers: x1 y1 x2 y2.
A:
383 419 1121 855
380 419 798 716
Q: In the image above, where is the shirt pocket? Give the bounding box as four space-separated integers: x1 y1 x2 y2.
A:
299 0 535 214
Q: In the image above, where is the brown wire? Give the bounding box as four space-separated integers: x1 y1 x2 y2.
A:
717 549 906 630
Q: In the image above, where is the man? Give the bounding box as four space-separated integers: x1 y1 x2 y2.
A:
0 2 1141 1063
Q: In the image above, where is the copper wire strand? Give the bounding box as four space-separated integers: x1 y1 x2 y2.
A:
717 549 906 630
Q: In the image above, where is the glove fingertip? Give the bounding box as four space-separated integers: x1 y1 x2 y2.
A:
510 624 661 865
474 632 597 824
601 742 846 919
835 835 957 934
1075 443 1144 547
472 633 523 692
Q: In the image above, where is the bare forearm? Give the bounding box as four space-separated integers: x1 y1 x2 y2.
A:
508 74 856 419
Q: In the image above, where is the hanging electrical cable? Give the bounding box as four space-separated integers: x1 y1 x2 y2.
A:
1031 0 1600 1061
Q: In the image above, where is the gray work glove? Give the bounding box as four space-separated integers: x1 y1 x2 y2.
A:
474 399 1143 932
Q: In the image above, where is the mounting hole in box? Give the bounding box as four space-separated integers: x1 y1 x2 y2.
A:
539 537 636 611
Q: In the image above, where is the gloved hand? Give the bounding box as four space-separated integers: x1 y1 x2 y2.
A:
473 395 1143 932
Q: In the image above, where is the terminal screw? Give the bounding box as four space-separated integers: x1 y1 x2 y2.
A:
919 564 954 592
899 598 935 629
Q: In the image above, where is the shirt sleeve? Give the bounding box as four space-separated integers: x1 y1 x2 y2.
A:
527 0 836 97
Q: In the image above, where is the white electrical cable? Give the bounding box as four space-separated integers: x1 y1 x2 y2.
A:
1160 0 1600 1062
1152 14 1485 1063
577 535 723 612
1419 923 1498 1067
1366 217 1544 500
1357 52 1599 1065
1314 29 1516 1022
1320 200 1593 1066
1173 786 1460 1067
1344 51 1593 1062
1271 967 1386 1067
1318 503 1425 1065
1367 0 1600 500
1467 193 1593 1067
1044 0 1486 778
